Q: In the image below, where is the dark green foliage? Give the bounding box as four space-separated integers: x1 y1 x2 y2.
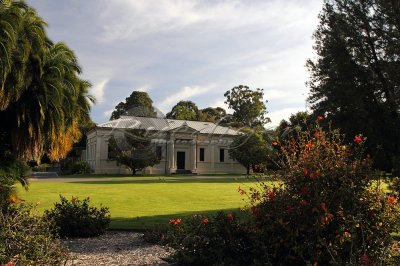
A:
164 211 257 266
224 85 270 128
307 0 400 173
108 129 160 175
166 100 200 121
246 125 400 265
0 204 68 265
61 160 93 175
110 91 157 120
0 156 28 210
199 107 227 123
229 129 274 174
45 195 110 238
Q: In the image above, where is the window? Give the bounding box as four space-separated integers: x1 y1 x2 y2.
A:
156 146 162 160
199 148 205 161
220 148 225 162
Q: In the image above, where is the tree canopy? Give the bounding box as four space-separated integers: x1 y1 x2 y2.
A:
166 100 200 121
0 0 93 162
224 85 270 128
110 91 156 120
307 0 400 173
0 0 94 206
108 129 160 175
229 129 274 174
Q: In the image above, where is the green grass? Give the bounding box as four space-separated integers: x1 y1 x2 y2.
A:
19 175 267 230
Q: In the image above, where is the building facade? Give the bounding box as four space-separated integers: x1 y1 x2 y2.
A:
86 116 246 174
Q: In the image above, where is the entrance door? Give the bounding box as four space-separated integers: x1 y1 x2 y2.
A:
177 152 185 170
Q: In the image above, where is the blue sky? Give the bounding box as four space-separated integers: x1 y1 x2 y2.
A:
27 0 323 128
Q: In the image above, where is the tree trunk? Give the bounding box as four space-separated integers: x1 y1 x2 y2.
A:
132 168 136 175
246 164 250 175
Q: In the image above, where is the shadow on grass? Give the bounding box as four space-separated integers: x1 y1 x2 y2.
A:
109 207 249 231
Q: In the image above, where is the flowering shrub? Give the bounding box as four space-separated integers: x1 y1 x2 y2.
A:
45 195 110 238
246 123 400 264
164 211 258 266
0 204 68 265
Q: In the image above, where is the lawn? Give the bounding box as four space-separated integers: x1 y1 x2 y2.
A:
19 175 268 230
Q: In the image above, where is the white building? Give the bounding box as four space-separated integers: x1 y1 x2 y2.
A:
86 116 246 175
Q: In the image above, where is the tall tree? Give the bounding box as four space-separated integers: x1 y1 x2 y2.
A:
166 100 200 121
199 107 227 122
229 129 274 174
307 0 400 172
110 91 156 120
0 0 93 206
108 129 160 175
224 85 270 128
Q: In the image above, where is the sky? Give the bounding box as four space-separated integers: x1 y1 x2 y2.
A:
27 0 323 128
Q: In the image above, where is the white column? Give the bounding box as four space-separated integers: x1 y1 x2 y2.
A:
168 137 176 172
95 134 102 174
191 140 197 173
210 139 215 172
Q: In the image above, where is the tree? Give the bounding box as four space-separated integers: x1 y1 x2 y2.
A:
166 100 200 121
199 107 227 122
0 0 93 206
276 111 311 141
110 91 156 120
229 129 273 174
224 85 270 128
108 129 160 175
307 0 400 173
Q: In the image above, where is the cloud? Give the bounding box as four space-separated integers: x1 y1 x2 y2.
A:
156 84 215 112
267 107 308 128
90 79 109 103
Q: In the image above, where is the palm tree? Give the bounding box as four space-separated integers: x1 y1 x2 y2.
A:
0 0 94 207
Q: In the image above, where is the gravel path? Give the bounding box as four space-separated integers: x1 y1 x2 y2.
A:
63 231 173 266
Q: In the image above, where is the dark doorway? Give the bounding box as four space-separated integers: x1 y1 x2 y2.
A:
177 152 185 170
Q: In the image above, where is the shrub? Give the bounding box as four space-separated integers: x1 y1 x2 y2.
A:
0 204 68 265
164 211 258 266
61 160 93 175
245 123 400 265
0 158 28 210
45 195 110 238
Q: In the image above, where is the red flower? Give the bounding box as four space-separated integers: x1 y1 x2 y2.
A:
388 195 397 205
317 115 324 121
227 213 234 221
313 130 318 138
169 219 182 225
7 262 13 266
310 172 318 180
268 191 276 200
303 168 308 176
202 218 209 224
354 134 363 144
306 141 313 148
237 186 246 195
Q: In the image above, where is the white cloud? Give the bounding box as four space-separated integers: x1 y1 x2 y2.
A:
90 79 109 103
267 107 308 128
156 84 215 112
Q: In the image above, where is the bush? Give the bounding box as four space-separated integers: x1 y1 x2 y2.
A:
164 211 258 266
61 160 93 175
45 195 110 238
0 158 28 210
245 123 400 265
0 204 68 265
